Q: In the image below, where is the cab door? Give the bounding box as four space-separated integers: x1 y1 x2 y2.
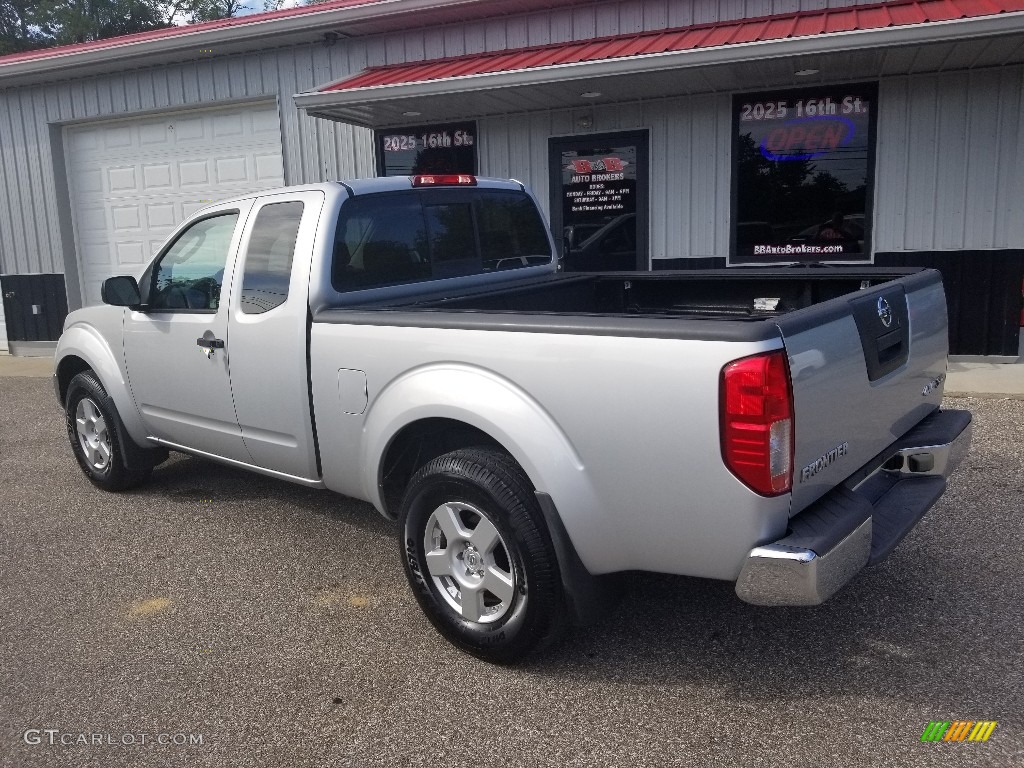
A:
225 191 324 480
122 201 254 462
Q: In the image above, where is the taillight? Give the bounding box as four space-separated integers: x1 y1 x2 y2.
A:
720 350 794 496
411 174 477 187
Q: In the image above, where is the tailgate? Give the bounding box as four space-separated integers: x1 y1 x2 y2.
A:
777 270 949 515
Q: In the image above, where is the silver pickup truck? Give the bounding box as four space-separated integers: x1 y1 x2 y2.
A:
54 175 971 662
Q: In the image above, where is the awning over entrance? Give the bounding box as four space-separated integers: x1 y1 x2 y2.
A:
295 0 1024 127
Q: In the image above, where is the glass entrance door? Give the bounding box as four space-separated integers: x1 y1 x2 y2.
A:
548 130 649 271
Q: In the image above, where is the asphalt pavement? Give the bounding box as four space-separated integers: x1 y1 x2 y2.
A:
0 376 1021 767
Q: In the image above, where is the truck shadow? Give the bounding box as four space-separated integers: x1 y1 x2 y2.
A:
135 452 1016 714
524 542 1017 712
140 452 394 538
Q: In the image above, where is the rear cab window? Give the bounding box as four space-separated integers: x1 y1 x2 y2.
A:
239 201 305 314
331 188 551 292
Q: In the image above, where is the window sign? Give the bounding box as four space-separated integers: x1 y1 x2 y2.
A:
732 84 877 264
376 121 477 176
551 133 648 272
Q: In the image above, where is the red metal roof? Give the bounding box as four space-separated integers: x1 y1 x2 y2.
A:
323 0 1024 92
0 0 382 66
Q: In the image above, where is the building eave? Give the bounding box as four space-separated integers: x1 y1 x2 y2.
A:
0 0 552 86
293 12 1024 127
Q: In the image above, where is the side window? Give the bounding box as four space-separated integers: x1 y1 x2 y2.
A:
333 194 429 290
149 213 239 311
240 201 305 314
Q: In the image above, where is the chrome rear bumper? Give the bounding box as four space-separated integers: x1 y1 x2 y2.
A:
735 409 972 607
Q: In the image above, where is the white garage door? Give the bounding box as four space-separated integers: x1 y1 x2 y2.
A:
66 103 285 306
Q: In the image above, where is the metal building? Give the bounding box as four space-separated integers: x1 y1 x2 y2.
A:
1 0 1022 356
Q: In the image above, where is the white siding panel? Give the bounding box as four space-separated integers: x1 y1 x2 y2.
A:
874 78 910 253
646 99 673 261
505 17 529 48
686 94 728 258
4 94 37 273
994 67 1024 248
484 21 507 53
0 97 27 273
875 65 1024 253
404 31 426 62
643 0 669 31
619 0 646 34
423 29 446 60
905 77 939 251
572 6 597 40
444 26 467 57
595 4 620 36
668 2 694 27
550 9 574 43
964 73 1000 248
934 71 968 250
465 22 488 54
693 0 719 24
385 32 406 63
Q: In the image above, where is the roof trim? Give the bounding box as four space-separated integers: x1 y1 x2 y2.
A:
294 6 1024 123
0 0 487 82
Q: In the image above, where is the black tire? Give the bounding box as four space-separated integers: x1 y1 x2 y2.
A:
65 370 153 491
399 447 566 663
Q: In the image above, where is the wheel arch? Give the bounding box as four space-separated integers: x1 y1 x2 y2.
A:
55 323 149 445
55 354 92 405
379 417 504 517
364 364 599 529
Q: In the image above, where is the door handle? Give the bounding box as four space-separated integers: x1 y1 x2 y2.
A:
196 337 225 359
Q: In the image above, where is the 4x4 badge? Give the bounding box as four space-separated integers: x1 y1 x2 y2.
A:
877 297 893 328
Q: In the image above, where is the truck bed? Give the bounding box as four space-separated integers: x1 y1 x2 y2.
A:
312 265 949 540
351 268 921 322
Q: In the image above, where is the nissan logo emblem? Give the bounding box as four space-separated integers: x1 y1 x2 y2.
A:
877 297 893 328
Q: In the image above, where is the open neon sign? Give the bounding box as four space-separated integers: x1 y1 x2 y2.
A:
760 116 856 161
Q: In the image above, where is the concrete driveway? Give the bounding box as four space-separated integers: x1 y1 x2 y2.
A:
0 376 1020 767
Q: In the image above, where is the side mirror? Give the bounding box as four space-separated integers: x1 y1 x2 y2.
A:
101 276 142 308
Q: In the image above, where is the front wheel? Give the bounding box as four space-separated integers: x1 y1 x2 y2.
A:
399 448 566 663
65 371 153 491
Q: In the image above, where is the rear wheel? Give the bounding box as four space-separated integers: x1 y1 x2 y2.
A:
65 371 153 491
399 448 566 663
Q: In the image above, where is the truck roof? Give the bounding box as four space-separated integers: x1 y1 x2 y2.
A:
341 176 526 195
201 176 528 211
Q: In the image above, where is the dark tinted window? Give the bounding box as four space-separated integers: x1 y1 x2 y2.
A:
425 203 476 265
150 213 238 311
477 192 552 271
240 201 304 314
333 193 430 290
732 84 876 264
332 190 552 292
